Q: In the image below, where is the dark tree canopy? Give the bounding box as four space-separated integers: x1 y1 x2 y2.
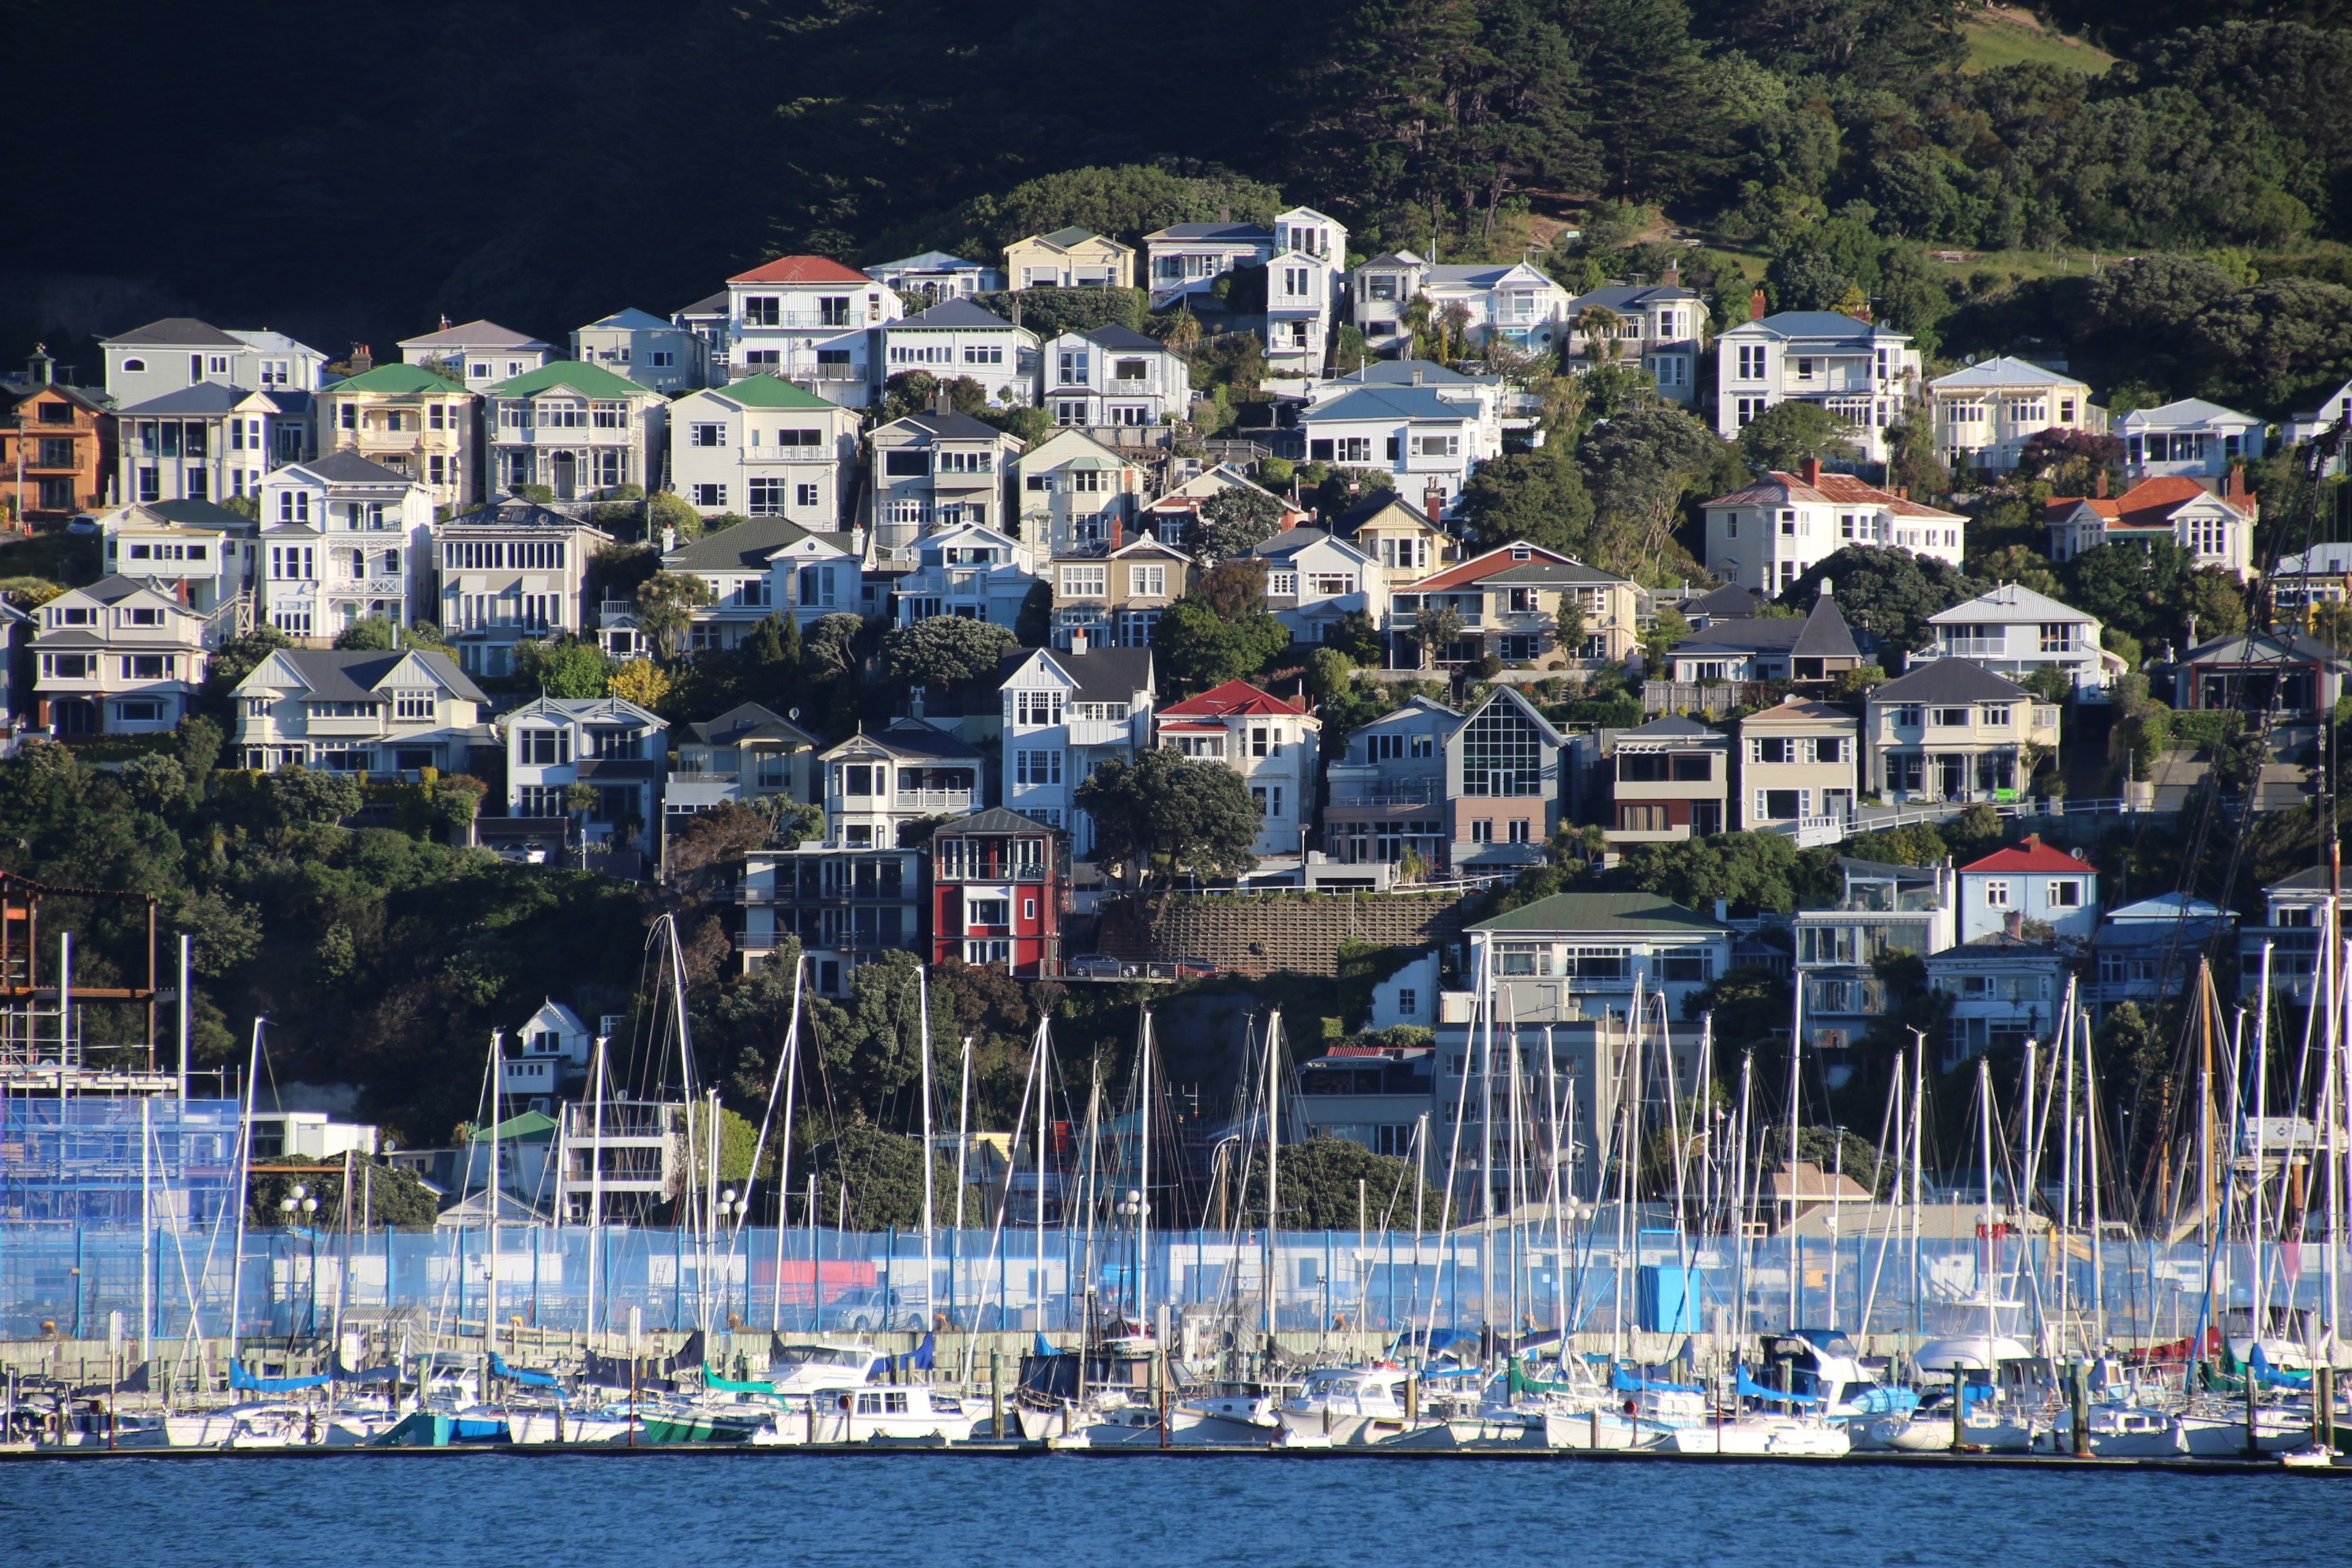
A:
1075 749 1262 888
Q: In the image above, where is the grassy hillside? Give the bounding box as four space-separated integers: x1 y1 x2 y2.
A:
1963 7 2116 75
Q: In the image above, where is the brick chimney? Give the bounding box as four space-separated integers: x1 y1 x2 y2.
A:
1750 288 1767 321
1424 484 1446 525
2225 465 2247 500
1110 518 1125 549
349 343 373 374
2004 909 2025 939
1801 457 1823 489
2095 469 2108 499
1662 261 1681 288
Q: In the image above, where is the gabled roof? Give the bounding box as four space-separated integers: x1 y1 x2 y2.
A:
325 363 468 396
1614 715 1724 742
823 718 980 762
1075 324 1164 351
69 573 193 608
504 695 667 729
1480 559 1631 587
117 384 272 416
1929 356 2089 392
1684 583 1765 620
105 317 244 347
1250 526 1335 559
1741 697 1857 728
1929 583 2095 626
676 291 730 318
937 806 1066 836
682 702 819 749
1326 359 1495 391
1159 679 1309 719
705 373 838 411
241 647 487 704
894 299 1021 330
2104 893 2228 924
1033 227 1120 250
1567 282 1701 312
1471 892 1728 935
1460 684 1565 747
1303 386 1472 424
885 408 1013 442
728 255 871 285
397 319 549 351
579 307 674 331
0 379 110 414
1728 310 1909 342
1405 541 1578 593
664 514 851 572
1870 658 2031 703
1348 693 1461 730
2182 630 2350 669
441 500 609 534
483 359 644 399
2276 542 2352 576
1330 492 1441 539
286 449 419 487
1959 833 2093 877
870 251 988 272
125 497 254 532
1703 469 1964 521
1000 645 1154 704
1149 463 1292 512
2115 397 2261 429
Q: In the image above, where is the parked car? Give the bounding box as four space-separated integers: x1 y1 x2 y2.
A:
828 1286 926 1333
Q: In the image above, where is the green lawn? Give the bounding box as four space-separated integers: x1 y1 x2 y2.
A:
1962 14 2114 76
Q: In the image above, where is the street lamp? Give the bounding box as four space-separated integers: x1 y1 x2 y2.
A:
280 1185 319 1338
716 1188 747 1326
1116 1188 1147 1324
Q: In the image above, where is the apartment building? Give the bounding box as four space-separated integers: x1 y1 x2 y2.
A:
995 643 1153 849
231 647 489 774
257 451 436 639
314 363 478 511
434 500 613 676
396 320 551 385
32 575 212 733
720 255 902 389
1735 697 1859 834
1588 715 1729 843
926 807 1067 977
737 841 926 994
1321 696 1458 870
1154 679 1320 858
481 361 667 501
1864 659 2061 803
668 374 859 524
1712 310 1923 465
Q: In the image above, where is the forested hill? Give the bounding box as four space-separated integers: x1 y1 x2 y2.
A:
8 1 2352 359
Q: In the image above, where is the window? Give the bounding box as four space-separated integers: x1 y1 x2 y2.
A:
278 491 310 523
796 483 819 508
1735 344 1765 380
692 483 727 508
691 423 726 447
1754 736 1792 765
1458 702 1544 796
651 350 675 368
1983 879 2011 909
517 728 570 766
270 544 314 581
1060 566 1106 598
748 477 786 515
1250 784 1284 819
2047 880 2083 909
743 295 780 327
2039 623 2077 653
885 450 930 477
1129 565 1166 598
395 692 435 720
1412 434 1458 457
123 654 169 680
1015 749 1062 785
125 607 163 627
962 344 1003 365
122 358 146 373
842 763 875 796
1981 705 2011 728
1929 706 1970 728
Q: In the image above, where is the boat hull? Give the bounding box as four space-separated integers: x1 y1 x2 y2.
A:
1670 1419 1852 1456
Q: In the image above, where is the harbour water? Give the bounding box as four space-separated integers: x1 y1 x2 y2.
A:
4 1455 2343 1568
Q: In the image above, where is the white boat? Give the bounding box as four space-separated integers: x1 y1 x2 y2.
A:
1082 1394 1277 1447
1276 1366 1416 1445
502 1407 637 1445
766 1341 889 1396
804 1383 974 1442
2179 1407 2315 1456
2036 1405 2185 1457
2281 1445 2336 1468
1669 1415 1853 1456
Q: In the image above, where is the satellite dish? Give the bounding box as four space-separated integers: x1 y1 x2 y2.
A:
789 708 801 721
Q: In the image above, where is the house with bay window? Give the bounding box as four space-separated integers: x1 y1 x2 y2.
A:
1914 582 2123 696
99 498 256 614
257 451 435 639
880 300 1037 408
1038 327 1190 434
1863 659 2061 804
661 513 862 647
819 719 984 849
231 647 489 776
1248 526 1384 646
721 255 901 391
1562 276 1708 399
1154 679 1322 858
1298 385 1488 518
667 373 858 523
1004 229 1134 291
927 807 1066 977
32 575 212 734
995 644 1154 851
114 383 308 506
2116 397 2267 479
1048 536 1192 651
1712 311 1923 464
866 408 1024 555
1353 255 1579 355
892 521 1036 629
1331 491 1454 595
314 363 478 511
499 695 668 849
481 360 666 501
1015 429 1145 559
2044 474 2254 578
1925 357 2103 474
1446 686 1565 868
435 500 612 676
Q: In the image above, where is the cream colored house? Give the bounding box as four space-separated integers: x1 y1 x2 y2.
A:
1388 542 1642 668
482 360 668 501
1155 679 1321 858
1004 228 1136 291
1864 659 2061 804
1332 491 1454 595
316 363 479 511
231 647 488 775
1927 357 2104 474
1016 429 1147 560
33 574 212 734
668 373 859 524
1736 697 1859 832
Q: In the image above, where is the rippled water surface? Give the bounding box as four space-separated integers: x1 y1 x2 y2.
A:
4 1452 2346 1568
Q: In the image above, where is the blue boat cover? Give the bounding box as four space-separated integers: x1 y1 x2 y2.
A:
228 1360 332 1393
1736 1367 1820 1405
1612 1368 1702 1394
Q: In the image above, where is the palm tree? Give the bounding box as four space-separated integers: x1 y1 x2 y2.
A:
1575 305 1625 364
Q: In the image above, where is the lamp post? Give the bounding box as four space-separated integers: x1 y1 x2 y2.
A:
716 1188 747 1330
280 1184 320 1339
1117 1188 1147 1324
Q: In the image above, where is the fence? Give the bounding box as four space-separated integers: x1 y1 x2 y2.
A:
0 1219 2331 1350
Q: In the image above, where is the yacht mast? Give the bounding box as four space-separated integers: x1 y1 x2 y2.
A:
917 964 935 1341
1264 1009 1284 1341
1137 1007 1154 1327
1788 975 1803 1331
586 1035 606 1336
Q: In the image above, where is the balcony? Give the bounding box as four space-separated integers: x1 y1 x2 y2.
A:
1064 717 1132 747
301 713 388 738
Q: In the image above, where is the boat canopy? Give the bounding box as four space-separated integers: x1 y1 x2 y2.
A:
1736 1367 1821 1405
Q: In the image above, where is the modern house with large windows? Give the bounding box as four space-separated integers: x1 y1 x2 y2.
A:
1446 686 1565 868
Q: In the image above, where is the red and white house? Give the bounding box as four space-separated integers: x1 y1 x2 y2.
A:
926 806 1066 977
1956 833 2100 945
720 255 903 393
1386 540 1642 667
1155 679 1322 858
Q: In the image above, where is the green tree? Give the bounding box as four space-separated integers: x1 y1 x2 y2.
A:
1413 603 1465 670
248 1154 440 1230
1075 749 1262 889
203 625 293 709
1152 595 1290 693
1777 545 1987 653
516 636 616 698
647 490 700 542
1556 595 1588 658
1192 487 1288 560
1232 1137 1431 1229
332 617 401 651
1575 404 1730 581
1616 827 1839 914
1737 400 1861 474
267 765 365 826
883 615 1017 685
800 1125 992 1233
2062 540 2197 645
1456 447 1595 555
636 572 717 659
970 287 1147 337
1015 581 1053 647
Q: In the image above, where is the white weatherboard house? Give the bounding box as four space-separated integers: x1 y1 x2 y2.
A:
892 521 1037 629
2117 398 2267 479
99 497 257 615
1927 357 2105 474
231 647 489 775
668 374 859 523
1713 310 1923 465
1352 255 1576 354
866 251 1003 300
880 299 1039 408
1700 459 1965 595
33 575 212 734
1562 279 1709 399
572 307 706 394
1915 582 2124 696
481 360 667 501
721 255 902 388
661 514 862 646
996 644 1154 849
256 451 436 638
1039 327 1190 433
397 320 551 385
1299 385 1489 517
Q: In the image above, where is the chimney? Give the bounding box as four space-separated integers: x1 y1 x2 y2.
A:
1424 484 1446 525
2004 909 2024 939
2095 469 2108 500
27 345 53 386
1411 365 1425 386
1071 626 1088 655
1663 261 1681 288
1818 577 1832 599
1713 898 1729 922
1896 486 1908 502
2225 466 2247 499
349 343 374 375
1801 457 1823 489
1749 288 1767 321
662 523 678 554
1110 518 1125 549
